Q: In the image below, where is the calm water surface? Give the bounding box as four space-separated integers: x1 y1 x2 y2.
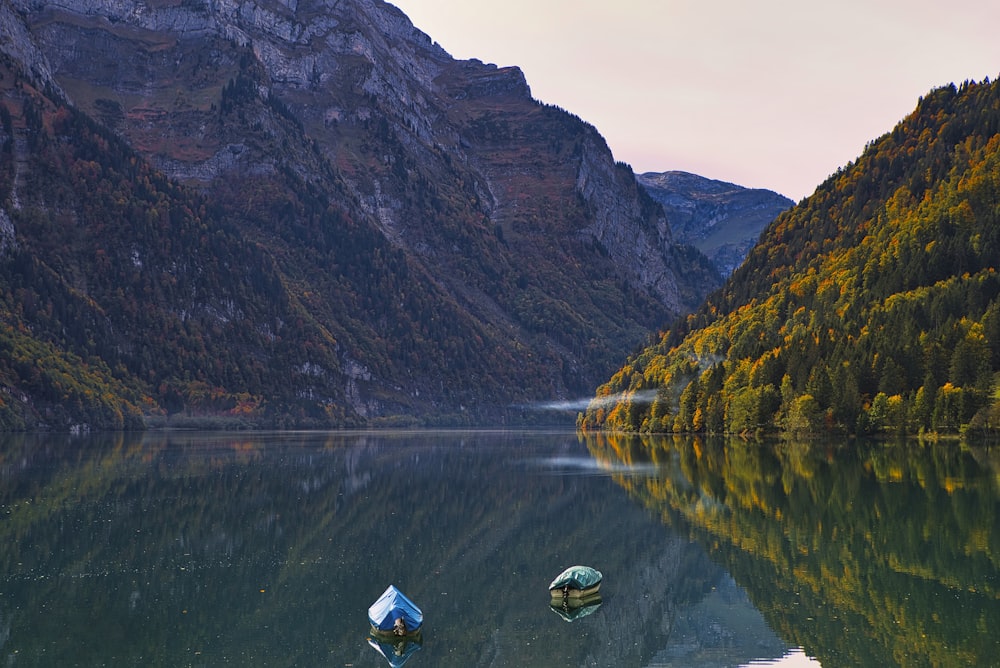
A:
0 430 997 667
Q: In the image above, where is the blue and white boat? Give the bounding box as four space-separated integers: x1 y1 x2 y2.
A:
368 585 423 637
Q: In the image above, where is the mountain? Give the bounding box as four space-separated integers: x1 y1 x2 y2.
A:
581 77 1000 436
636 171 793 276
0 0 720 430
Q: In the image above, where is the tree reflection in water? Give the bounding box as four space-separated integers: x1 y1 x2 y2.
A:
585 432 1000 667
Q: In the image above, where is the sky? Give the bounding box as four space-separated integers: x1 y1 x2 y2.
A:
388 0 1000 202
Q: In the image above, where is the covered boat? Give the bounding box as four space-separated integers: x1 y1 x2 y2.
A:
548 565 602 599
368 585 423 637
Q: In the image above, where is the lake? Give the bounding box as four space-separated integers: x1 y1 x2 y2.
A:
0 430 997 666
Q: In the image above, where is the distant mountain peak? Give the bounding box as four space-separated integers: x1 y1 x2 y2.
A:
637 170 792 276
639 170 745 196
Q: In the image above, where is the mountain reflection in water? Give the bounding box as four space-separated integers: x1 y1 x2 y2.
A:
1 431 994 666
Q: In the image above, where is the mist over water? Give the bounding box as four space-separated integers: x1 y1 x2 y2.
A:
527 389 660 412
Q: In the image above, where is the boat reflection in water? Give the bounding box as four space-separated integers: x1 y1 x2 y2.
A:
549 593 603 622
367 634 423 668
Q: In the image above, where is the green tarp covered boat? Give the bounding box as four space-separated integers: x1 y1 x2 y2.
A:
548 565 602 599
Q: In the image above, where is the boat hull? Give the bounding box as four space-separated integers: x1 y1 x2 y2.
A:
369 626 424 640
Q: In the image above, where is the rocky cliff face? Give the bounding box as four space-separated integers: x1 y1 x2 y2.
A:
0 0 720 427
638 171 792 276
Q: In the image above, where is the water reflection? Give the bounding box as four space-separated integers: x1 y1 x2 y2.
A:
367 633 422 667
585 433 1000 667
0 430 800 666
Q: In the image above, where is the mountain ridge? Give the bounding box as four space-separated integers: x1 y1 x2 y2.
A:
0 0 720 429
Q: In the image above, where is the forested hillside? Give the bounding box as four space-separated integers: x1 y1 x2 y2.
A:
0 60 349 429
0 0 719 430
582 78 1000 436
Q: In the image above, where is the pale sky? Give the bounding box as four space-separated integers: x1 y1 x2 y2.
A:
388 0 1000 201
